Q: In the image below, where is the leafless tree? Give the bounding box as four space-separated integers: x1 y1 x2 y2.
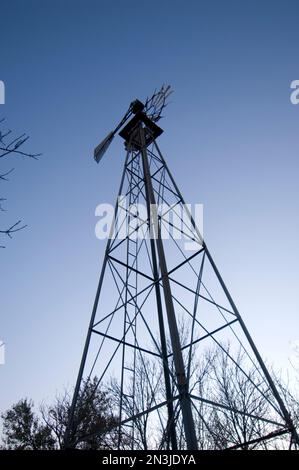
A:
109 337 293 450
273 360 299 449
195 346 276 449
110 356 164 449
108 320 202 450
107 321 211 450
0 118 40 247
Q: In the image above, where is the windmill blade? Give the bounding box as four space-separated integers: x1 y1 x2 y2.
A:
144 84 173 122
94 131 115 163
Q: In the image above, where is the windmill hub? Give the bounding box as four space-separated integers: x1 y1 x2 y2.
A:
119 112 163 150
130 99 145 114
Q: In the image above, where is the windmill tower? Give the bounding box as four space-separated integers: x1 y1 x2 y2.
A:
64 87 298 450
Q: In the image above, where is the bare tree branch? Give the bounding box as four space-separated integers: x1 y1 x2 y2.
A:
0 168 14 181
0 118 39 248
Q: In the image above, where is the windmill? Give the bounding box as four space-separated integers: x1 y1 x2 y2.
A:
64 86 298 450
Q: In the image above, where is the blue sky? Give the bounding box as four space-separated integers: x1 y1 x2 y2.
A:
0 0 299 411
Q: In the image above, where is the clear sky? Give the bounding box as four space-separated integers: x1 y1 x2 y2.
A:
0 0 299 412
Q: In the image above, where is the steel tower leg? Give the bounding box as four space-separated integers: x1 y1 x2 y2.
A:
132 144 178 449
140 127 198 450
145 195 178 450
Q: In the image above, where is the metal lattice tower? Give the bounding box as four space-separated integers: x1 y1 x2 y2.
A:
64 88 299 450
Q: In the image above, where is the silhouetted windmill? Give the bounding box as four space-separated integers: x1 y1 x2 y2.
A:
64 86 298 450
